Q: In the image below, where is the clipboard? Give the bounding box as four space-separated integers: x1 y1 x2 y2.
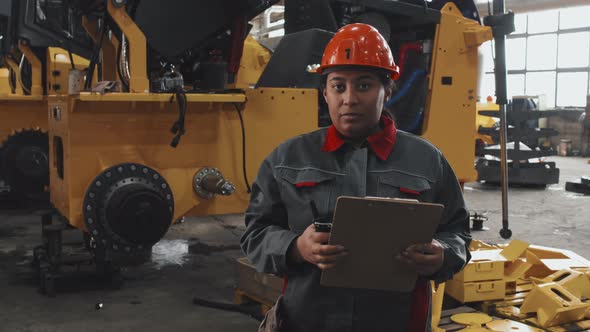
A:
320 196 444 292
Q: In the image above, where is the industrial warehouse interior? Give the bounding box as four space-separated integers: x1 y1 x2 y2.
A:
1 0 590 331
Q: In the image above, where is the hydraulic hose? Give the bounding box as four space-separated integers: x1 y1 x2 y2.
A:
397 42 423 79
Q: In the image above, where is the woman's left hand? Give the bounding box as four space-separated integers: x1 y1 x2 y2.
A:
397 239 445 276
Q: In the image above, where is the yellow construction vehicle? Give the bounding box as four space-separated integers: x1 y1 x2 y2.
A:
5 0 495 294
0 1 91 200
4 0 317 291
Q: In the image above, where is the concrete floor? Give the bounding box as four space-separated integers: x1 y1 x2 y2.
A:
465 156 590 259
0 156 588 332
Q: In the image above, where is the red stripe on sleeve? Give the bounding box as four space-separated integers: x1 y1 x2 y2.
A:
295 182 318 188
400 187 421 195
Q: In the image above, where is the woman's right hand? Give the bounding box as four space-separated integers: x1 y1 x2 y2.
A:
291 224 349 270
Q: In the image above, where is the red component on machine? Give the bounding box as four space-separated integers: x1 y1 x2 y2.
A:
397 41 424 79
228 16 248 77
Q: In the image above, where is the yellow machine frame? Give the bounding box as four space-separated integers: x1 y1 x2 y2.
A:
0 38 91 197
47 2 318 231
0 68 9 94
0 44 91 135
422 3 492 182
48 89 318 229
1 42 46 150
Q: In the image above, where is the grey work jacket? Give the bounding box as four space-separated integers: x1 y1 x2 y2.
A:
240 128 471 332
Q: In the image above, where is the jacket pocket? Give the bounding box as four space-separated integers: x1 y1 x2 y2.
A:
377 172 433 201
279 168 337 187
276 167 339 232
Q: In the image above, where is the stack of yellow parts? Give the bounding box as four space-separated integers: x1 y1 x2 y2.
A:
446 240 530 303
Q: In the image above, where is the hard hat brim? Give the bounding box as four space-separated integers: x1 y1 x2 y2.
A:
318 64 400 80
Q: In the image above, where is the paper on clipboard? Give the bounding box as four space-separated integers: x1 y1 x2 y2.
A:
320 196 444 292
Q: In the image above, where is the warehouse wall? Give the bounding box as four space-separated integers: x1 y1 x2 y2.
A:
475 0 590 14
545 97 590 156
546 112 587 156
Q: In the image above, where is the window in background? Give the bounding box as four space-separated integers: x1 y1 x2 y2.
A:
479 73 496 101
556 72 588 107
559 5 590 30
471 5 590 107
481 41 495 73
558 32 590 68
514 14 527 34
508 74 525 98
527 34 557 70
526 71 556 108
527 9 558 34
507 38 526 70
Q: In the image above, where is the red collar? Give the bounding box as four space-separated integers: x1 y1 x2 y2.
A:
321 116 397 161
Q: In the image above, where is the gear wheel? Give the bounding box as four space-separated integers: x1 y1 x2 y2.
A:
0 129 49 197
83 163 174 255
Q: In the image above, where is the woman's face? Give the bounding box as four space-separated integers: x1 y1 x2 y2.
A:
323 70 391 139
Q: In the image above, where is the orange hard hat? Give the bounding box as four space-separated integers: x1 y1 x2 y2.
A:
317 23 400 80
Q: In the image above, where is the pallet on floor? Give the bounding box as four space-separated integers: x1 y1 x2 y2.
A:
233 288 274 316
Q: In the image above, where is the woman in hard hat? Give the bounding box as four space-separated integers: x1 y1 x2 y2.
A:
241 23 470 332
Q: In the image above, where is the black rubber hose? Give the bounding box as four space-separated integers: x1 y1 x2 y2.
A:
234 103 251 193
169 90 187 148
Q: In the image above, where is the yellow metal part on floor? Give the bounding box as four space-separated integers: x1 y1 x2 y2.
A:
531 269 590 299
446 278 506 303
421 3 493 183
455 261 504 283
47 88 318 231
451 312 493 326
436 306 518 332
450 240 529 297
485 319 543 332
520 282 590 328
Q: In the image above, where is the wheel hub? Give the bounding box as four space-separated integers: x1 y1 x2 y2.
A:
83 163 174 255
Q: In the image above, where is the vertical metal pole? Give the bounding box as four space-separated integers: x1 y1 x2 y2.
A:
492 0 512 239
